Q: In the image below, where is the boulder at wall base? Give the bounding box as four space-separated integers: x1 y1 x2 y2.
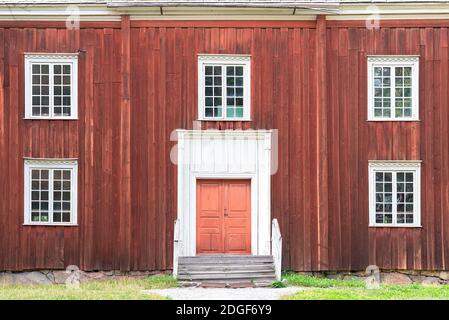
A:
24 271 53 284
53 270 71 284
0 272 16 285
0 271 53 285
421 277 441 286
439 271 449 281
380 272 413 285
410 275 441 285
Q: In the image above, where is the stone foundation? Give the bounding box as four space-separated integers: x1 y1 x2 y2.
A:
0 270 171 285
295 270 449 285
1 269 448 286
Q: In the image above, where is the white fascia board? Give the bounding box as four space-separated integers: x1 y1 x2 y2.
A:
328 3 449 19
0 4 122 20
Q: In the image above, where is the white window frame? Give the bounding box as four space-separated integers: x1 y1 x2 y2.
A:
198 54 251 121
368 160 421 228
367 56 419 121
24 53 78 120
24 159 78 226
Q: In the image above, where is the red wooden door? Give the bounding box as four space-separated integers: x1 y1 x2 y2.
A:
196 179 251 255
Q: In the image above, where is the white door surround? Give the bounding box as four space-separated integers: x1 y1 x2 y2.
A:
176 129 273 257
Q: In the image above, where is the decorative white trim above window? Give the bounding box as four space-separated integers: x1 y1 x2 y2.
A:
24 159 78 226
367 55 419 121
24 53 78 120
368 160 421 228
198 54 251 121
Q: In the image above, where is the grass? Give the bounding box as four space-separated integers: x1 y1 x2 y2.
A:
283 272 365 288
282 272 449 300
0 275 178 300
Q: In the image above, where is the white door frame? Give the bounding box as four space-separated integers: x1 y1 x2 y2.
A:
176 129 272 257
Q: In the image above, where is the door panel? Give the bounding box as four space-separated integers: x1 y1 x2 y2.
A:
196 179 251 255
196 181 224 254
224 181 251 254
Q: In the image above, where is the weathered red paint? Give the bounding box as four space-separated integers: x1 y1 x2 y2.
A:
0 17 448 272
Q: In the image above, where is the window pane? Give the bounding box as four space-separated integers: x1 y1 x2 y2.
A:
236 66 243 76
203 65 223 118
374 171 393 224
29 169 50 223
31 64 50 117
52 169 72 223
63 65 71 74
41 212 49 222
374 67 382 76
53 64 72 117
235 108 243 118
394 66 413 118
225 65 244 118
62 212 71 222
32 64 40 74
53 212 62 222
404 67 411 76
372 66 392 118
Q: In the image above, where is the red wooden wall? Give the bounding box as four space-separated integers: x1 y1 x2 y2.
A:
0 18 448 272
0 22 125 271
324 23 449 271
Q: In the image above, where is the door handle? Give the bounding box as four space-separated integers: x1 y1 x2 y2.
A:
224 208 229 217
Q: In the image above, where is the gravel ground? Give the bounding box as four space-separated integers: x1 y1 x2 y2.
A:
145 286 301 300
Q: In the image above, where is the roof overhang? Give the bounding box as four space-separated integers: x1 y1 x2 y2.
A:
2 1 449 21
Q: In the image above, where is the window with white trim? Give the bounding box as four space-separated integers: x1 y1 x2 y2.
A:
24 159 78 225
367 56 419 121
25 54 78 119
198 55 250 121
368 161 421 227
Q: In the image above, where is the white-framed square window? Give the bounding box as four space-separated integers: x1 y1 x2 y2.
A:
25 53 78 120
368 160 421 227
24 159 78 226
198 54 251 121
367 56 419 121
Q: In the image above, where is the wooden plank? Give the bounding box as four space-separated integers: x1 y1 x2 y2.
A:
119 16 132 271
315 15 329 270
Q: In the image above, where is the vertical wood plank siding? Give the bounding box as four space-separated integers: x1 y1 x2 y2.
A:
0 19 448 272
